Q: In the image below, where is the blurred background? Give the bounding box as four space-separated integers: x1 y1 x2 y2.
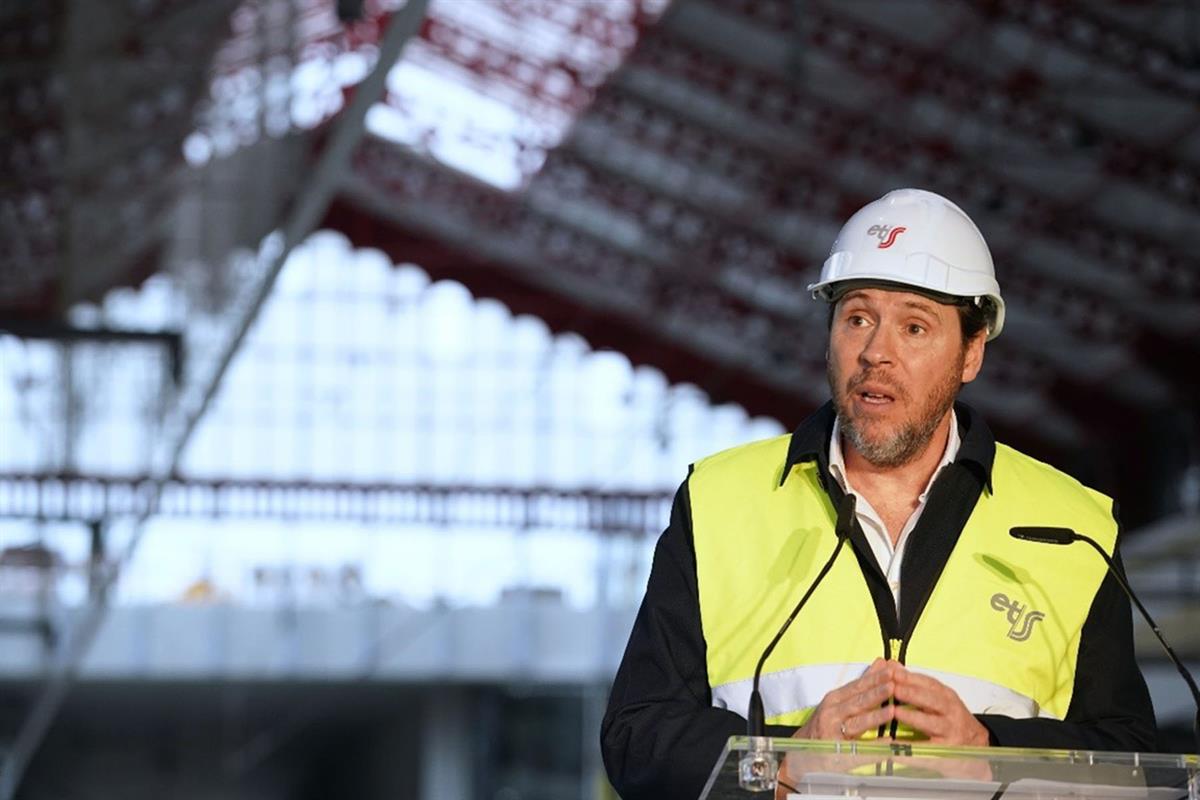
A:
1 0 1199 797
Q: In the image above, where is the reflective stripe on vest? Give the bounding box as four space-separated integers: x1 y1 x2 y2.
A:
689 435 1116 731
710 662 1056 727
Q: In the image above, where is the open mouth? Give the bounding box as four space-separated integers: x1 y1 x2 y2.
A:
859 391 894 405
851 379 899 406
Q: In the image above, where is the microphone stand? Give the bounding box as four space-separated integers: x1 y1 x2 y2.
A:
739 494 856 792
1010 526 1200 755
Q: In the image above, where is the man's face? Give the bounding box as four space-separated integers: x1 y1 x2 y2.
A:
826 287 985 468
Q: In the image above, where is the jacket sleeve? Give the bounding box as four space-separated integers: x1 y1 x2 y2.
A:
976 550 1158 751
600 481 795 800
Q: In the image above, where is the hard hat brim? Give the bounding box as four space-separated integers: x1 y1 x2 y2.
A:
810 277 1005 341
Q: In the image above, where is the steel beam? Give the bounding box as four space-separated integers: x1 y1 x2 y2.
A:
0 321 183 384
656 2 1200 305
699 0 1200 211
344 135 827 393
0 473 671 533
963 0 1200 104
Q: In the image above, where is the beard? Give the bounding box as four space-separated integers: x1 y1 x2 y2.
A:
828 352 964 469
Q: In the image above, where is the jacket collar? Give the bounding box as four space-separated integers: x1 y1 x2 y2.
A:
778 400 996 494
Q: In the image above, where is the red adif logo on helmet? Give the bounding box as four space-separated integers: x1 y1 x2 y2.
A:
867 224 907 249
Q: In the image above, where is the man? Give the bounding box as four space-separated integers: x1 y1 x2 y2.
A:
600 189 1156 800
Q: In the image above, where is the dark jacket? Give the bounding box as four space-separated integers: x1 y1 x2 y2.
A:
600 402 1157 800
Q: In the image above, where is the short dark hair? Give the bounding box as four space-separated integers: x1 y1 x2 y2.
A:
826 295 990 345
957 300 989 343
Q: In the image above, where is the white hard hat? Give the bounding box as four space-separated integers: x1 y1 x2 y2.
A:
808 188 1005 340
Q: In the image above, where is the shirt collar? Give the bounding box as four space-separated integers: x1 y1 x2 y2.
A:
778 400 995 493
828 409 962 503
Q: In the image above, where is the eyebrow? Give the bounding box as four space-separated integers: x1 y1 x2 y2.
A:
902 299 939 316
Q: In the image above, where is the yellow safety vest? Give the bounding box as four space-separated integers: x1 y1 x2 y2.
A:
688 435 1117 735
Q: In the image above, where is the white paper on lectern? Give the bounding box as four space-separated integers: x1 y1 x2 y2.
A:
1003 778 1179 798
788 771 1177 800
788 771 1002 800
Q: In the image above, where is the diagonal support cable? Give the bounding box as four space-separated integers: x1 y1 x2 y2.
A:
0 2 429 796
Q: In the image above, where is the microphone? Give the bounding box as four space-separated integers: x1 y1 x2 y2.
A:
1008 526 1075 546
747 493 856 737
1009 526 1200 754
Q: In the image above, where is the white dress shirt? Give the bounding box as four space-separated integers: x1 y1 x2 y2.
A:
828 410 961 609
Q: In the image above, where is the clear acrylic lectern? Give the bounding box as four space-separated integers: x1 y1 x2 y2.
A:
698 737 1200 799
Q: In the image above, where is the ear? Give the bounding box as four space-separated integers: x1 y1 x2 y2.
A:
960 331 986 384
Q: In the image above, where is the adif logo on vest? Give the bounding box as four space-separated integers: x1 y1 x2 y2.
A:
990 592 1046 642
867 224 907 249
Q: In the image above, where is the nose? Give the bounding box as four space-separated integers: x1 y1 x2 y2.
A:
859 324 897 368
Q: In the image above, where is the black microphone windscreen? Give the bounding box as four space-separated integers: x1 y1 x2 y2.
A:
1010 526 1077 545
836 493 857 538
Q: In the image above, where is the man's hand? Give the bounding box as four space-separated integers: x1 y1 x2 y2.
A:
792 658 897 740
891 667 991 746
777 660 897 800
